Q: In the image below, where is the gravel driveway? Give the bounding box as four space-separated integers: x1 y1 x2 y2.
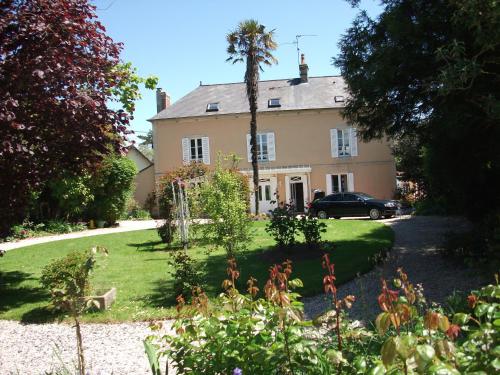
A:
303 215 487 321
0 216 487 374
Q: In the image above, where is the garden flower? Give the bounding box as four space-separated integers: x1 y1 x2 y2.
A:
233 368 242 375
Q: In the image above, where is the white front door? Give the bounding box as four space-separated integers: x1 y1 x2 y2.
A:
285 175 309 212
250 177 277 214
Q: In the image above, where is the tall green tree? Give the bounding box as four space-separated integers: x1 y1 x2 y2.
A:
335 0 499 221
226 20 277 214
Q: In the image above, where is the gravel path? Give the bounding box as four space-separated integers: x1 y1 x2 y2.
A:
303 215 487 321
0 320 174 375
1 220 160 252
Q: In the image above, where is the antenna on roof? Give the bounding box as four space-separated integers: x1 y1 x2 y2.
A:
280 35 318 66
295 34 317 66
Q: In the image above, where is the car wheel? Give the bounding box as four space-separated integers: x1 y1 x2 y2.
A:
369 208 381 220
317 210 328 219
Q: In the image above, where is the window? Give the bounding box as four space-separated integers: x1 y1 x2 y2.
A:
190 138 203 162
257 133 268 161
337 129 351 156
247 132 275 162
324 194 342 202
206 103 219 112
342 193 358 201
330 128 358 157
334 96 345 103
182 136 210 165
326 173 354 194
268 98 281 108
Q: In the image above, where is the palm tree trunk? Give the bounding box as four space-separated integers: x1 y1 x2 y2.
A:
246 47 260 215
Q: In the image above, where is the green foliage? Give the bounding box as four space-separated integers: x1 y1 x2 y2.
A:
91 155 137 224
336 0 500 223
266 203 299 248
148 259 334 375
298 216 327 247
124 198 151 220
49 173 94 220
197 156 251 256
6 220 86 241
167 250 201 299
110 62 158 114
157 221 176 244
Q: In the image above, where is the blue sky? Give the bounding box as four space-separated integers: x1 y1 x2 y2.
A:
95 0 381 140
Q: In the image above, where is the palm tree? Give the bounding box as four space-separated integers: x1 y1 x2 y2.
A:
227 19 277 215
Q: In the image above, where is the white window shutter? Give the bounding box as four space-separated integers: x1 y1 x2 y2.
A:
326 174 332 195
246 134 252 162
330 129 339 158
350 128 358 156
201 136 210 165
181 138 190 165
347 173 354 192
267 132 276 161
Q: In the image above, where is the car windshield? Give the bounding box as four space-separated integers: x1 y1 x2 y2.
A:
356 193 375 200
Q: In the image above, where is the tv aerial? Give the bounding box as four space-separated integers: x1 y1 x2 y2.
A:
281 34 318 66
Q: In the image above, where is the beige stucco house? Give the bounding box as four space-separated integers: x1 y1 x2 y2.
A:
126 145 155 208
149 61 396 214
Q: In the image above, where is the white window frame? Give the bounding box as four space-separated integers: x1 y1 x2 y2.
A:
330 127 358 158
326 173 354 194
246 132 276 162
182 136 210 165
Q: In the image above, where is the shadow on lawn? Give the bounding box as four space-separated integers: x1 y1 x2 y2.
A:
0 270 60 323
142 223 393 306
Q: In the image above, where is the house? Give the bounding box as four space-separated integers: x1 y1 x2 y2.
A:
126 145 155 209
149 59 396 214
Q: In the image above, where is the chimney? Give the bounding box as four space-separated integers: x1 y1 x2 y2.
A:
156 88 170 113
299 53 309 83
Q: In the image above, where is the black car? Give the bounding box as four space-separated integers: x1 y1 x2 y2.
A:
309 192 403 220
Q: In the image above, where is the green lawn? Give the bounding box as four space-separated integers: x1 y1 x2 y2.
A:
0 220 393 323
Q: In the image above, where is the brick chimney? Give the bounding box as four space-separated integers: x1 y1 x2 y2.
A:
156 88 170 113
299 53 309 83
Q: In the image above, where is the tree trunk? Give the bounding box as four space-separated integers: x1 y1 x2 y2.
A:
74 316 85 375
246 46 260 215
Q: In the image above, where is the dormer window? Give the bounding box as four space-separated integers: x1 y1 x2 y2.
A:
268 98 281 108
206 102 219 112
334 96 345 103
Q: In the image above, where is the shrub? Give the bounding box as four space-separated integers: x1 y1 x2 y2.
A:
147 259 334 374
157 221 176 244
90 155 137 224
298 215 327 247
49 173 94 220
197 155 251 257
167 250 201 299
266 203 298 248
40 247 108 375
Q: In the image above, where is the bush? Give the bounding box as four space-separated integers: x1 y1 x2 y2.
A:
4 220 87 241
266 203 299 248
157 221 176 244
40 247 108 375
197 155 251 257
167 250 201 299
49 173 94 220
147 259 334 375
298 215 327 247
90 155 137 224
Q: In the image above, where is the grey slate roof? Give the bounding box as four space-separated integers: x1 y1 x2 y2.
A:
149 76 347 121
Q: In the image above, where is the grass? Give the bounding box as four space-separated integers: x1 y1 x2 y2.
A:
0 220 393 323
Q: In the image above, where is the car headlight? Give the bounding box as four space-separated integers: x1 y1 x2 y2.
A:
384 202 396 208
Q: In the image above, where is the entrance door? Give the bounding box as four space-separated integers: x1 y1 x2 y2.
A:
250 176 277 214
290 182 305 212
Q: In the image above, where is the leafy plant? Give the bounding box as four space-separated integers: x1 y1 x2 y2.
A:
266 203 298 248
167 250 201 300
40 247 108 375
298 215 327 247
147 258 335 374
90 155 137 224
157 221 176 244
196 155 251 257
